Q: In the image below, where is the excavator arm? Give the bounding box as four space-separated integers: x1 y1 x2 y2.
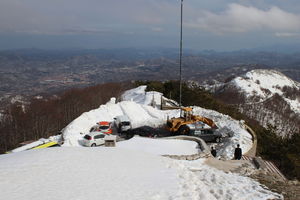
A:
192 115 218 129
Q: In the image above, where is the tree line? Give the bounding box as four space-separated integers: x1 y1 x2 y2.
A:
0 82 132 153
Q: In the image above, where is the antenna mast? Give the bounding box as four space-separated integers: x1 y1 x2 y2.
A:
179 0 183 107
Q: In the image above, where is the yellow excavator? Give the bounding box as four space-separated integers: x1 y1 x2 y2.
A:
166 107 218 135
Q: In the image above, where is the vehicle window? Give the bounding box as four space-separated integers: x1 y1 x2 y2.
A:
94 134 105 139
121 121 130 126
84 135 92 140
99 125 109 129
200 130 214 134
195 122 204 129
94 134 104 139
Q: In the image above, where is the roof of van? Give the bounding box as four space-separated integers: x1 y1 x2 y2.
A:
97 121 110 125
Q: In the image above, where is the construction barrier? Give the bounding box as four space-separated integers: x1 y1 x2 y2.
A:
31 141 59 149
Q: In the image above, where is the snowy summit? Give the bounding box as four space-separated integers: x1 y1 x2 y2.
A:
0 85 283 200
231 69 300 113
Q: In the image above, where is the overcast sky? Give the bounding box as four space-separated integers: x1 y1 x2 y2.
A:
1 0 300 51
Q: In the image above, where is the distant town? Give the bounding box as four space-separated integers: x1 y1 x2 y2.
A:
1 48 300 109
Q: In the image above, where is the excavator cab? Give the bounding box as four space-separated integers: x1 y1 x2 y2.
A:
180 107 193 121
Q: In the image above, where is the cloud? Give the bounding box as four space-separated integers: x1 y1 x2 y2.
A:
186 3 300 34
0 0 178 35
275 32 300 37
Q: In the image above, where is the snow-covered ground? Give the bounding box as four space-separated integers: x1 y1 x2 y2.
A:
62 85 253 159
0 142 282 200
0 147 180 200
1 85 284 200
118 136 199 156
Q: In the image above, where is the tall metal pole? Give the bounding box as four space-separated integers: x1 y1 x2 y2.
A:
179 0 183 108
179 0 183 107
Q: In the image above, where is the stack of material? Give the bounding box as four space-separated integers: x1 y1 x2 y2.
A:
104 135 117 147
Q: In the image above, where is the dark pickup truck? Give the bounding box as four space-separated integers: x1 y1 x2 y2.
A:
191 129 223 143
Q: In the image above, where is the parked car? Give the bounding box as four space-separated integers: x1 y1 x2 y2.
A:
191 129 223 143
114 115 132 133
185 121 222 143
89 121 113 134
82 132 106 147
130 126 170 138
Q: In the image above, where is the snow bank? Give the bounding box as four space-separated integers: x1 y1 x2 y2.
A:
12 140 45 153
122 85 163 108
11 135 62 153
62 85 253 159
62 100 170 146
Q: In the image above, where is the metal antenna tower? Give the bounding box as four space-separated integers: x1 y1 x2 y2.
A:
179 0 183 107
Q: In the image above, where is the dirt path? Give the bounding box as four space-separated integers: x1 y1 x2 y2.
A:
204 157 255 173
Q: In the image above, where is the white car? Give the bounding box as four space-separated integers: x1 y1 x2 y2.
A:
82 132 106 147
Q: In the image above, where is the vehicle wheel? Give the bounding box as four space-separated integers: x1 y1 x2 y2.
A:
91 143 96 147
216 137 222 143
178 125 190 135
125 132 134 140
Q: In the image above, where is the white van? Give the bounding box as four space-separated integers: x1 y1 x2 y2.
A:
114 115 132 133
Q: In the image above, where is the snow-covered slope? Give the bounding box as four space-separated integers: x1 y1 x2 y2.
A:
214 69 300 136
232 69 300 113
0 145 282 200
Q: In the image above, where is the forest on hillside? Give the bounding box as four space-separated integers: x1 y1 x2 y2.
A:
0 82 132 154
